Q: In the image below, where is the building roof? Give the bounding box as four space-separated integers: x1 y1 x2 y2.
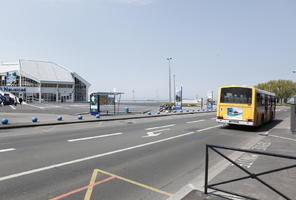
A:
0 60 91 86
20 60 74 83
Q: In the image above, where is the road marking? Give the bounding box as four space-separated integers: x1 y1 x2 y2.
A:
25 104 45 109
84 169 99 200
186 120 205 124
49 176 115 200
68 132 123 142
0 148 16 153
197 125 222 132
9 105 16 110
0 125 221 182
143 128 170 137
96 169 172 196
146 124 176 130
269 135 296 142
211 117 216 120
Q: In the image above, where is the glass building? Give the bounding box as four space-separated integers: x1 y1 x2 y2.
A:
0 60 90 103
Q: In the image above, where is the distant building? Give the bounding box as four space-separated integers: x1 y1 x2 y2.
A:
0 60 90 103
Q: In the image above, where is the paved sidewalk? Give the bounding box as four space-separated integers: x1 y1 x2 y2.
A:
204 117 296 200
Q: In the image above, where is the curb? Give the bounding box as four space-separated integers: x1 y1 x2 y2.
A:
0 111 216 130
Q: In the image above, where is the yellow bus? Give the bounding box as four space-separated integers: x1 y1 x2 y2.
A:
216 86 276 126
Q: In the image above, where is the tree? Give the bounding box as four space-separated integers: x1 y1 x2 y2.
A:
255 80 296 103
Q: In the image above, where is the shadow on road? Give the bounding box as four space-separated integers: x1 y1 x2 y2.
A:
220 119 283 133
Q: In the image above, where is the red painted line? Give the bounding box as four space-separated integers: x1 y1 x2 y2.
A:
49 176 115 200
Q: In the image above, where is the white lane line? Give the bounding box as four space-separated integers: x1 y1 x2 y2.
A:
211 117 216 120
269 135 296 142
186 120 205 124
9 105 16 110
146 124 176 131
197 125 222 132
0 125 221 182
68 132 123 142
0 148 16 153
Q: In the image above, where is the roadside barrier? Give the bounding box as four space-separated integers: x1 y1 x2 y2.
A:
205 144 296 200
77 115 83 120
147 112 151 115
1 119 8 125
32 117 38 123
56 116 63 121
95 114 100 118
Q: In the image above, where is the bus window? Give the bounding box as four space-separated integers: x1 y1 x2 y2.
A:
220 87 252 104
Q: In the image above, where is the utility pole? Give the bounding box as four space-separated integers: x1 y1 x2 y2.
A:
167 57 172 103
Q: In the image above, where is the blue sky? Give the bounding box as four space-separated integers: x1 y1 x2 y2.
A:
1 0 296 100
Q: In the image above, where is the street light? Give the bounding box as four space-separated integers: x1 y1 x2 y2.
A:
167 57 172 103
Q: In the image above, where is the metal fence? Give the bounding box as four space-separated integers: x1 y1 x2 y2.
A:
205 144 296 200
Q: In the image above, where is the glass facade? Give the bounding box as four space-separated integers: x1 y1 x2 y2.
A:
74 77 87 102
0 74 88 103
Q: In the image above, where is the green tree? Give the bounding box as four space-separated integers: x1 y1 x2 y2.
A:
255 80 296 103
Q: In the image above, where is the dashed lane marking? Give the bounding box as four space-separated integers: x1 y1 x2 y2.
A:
146 124 176 130
67 132 123 142
186 120 205 124
0 125 221 182
0 148 16 153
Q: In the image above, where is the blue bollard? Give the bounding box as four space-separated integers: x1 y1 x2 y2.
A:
1 118 8 125
180 110 183 113
187 110 190 112
32 117 38 123
157 112 160 115
147 112 151 115
124 107 129 114
77 115 83 120
56 116 62 121
173 110 177 113
95 114 100 118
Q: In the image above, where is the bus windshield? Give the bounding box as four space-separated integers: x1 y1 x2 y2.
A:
220 87 252 104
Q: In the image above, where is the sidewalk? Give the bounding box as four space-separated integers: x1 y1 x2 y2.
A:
201 117 296 200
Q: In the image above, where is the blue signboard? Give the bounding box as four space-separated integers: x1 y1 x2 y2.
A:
6 72 17 85
90 94 100 115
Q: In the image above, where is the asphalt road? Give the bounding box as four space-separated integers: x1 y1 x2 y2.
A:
0 109 289 200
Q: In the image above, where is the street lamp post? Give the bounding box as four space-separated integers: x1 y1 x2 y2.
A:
167 57 172 103
173 74 176 104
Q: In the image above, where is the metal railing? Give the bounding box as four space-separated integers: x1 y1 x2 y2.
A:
205 144 296 200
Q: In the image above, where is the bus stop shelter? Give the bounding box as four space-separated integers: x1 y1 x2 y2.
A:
90 92 124 115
